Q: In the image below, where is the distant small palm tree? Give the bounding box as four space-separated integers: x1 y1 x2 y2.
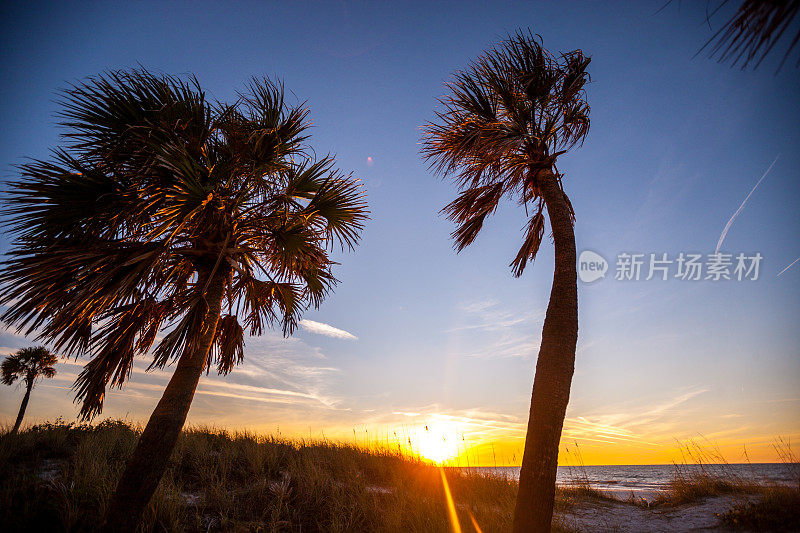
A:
422 30 590 533
0 69 367 531
1 346 57 434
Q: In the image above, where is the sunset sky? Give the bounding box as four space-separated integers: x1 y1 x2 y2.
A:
0 1 798 466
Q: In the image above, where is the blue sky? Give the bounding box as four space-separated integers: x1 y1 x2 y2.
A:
0 1 798 464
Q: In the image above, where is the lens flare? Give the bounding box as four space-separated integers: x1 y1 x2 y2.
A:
439 467 462 533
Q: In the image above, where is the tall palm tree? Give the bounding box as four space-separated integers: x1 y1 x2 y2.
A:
0 69 368 531
1 346 58 434
422 31 590 533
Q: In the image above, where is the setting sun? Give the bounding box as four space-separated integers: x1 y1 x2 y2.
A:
413 423 462 463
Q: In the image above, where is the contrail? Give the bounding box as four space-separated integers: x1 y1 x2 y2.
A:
777 257 800 277
715 155 780 254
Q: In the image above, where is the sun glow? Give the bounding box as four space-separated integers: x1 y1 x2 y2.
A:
413 423 462 463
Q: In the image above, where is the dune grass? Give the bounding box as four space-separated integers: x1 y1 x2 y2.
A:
718 485 800 531
651 438 800 508
3 420 797 531
0 419 590 532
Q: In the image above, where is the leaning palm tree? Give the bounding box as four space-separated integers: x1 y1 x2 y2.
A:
0 69 367 531
422 31 590 533
1 346 58 434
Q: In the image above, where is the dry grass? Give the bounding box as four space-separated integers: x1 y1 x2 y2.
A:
6 421 796 531
715 438 800 531
652 438 800 508
556 442 622 507
0 419 535 532
718 485 800 531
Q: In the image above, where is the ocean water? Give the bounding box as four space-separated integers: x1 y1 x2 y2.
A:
464 463 799 501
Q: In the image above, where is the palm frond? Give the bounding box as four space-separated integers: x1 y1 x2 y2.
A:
701 0 800 71
210 315 244 375
72 298 171 418
510 208 546 277
296 161 369 251
442 182 506 251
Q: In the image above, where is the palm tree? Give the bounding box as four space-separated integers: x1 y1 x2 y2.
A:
422 31 590 533
0 69 368 531
1 346 58 434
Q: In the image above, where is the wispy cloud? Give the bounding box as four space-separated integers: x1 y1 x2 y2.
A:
452 299 542 333
457 298 500 314
461 334 540 359
562 387 709 446
0 346 20 357
22 329 348 420
299 319 358 340
715 154 779 253
450 299 544 359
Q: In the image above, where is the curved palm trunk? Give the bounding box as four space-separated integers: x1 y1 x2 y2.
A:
103 269 227 532
11 378 34 434
512 171 578 533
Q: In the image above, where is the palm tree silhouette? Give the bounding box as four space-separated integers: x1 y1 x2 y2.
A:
0 69 367 531
422 30 590 532
1 346 57 434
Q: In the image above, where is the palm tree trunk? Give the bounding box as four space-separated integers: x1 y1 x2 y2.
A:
512 170 578 533
11 379 34 434
103 268 228 532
